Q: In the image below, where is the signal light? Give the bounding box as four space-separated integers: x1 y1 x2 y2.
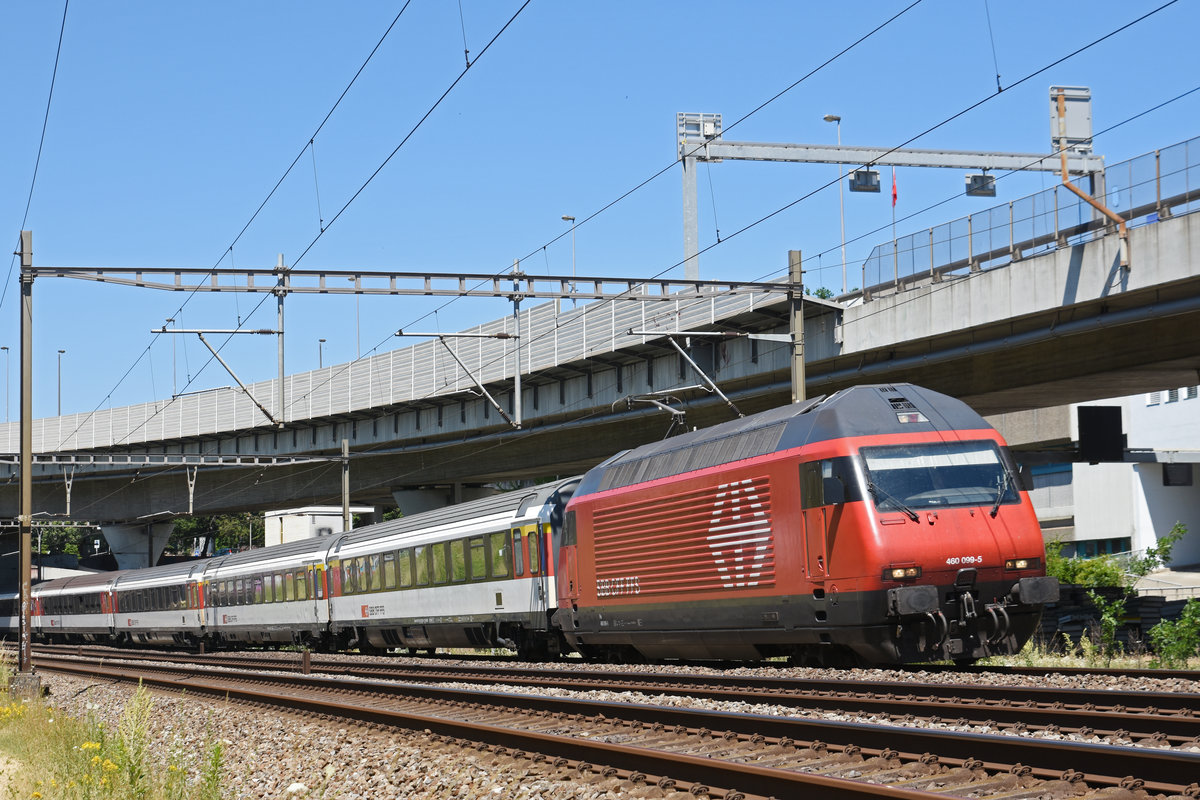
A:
884 565 922 580
1005 557 1040 570
895 411 928 424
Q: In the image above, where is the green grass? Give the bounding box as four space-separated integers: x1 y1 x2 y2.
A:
0 657 224 800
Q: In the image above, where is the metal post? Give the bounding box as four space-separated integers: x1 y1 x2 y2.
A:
682 155 699 281
2 346 8 423
276 254 286 426
16 230 38 692
56 349 64 415
512 260 523 429
341 438 351 533
788 249 805 403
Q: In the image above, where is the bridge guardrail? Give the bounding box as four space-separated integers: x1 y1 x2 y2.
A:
860 136 1200 299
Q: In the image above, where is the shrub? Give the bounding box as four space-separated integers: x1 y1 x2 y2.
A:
1149 598 1200 669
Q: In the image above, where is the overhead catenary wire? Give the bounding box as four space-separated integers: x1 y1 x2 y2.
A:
79 2 532 454
1 0 70 316
54 2 1191 515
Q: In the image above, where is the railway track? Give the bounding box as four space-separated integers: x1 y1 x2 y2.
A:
30 650 1200 799
33 644 1200 742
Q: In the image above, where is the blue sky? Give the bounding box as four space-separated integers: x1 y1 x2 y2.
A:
2 0 1196 420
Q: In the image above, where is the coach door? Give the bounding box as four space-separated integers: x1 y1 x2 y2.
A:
513 524 548 626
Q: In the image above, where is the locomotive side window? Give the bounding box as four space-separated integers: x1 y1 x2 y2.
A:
398 549 414 588
450 539 467 582
489 531 510 578
561 510 577 546
512 529 525 577
383 552 397 590
800 457 862 509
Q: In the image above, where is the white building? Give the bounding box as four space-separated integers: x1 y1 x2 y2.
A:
263 506 374 547
1026 387 1200 567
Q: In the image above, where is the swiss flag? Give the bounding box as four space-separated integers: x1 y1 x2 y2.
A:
891 167 897 207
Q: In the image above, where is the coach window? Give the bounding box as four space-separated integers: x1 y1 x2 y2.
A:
529 531 541 576
450 539 467 582
368 554 383 592
296 570 309 602
489 531 510 579
284 573 295 602
355 557 368 592
383 552 397 590
274 574 284 603
511 529 525 577
414 545 431 586
263 576 274 604
468 537 486 581
432 542 449 584
253 578 264 604
398 549 414 588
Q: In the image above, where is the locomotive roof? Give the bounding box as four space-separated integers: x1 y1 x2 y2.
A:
576 384 992 495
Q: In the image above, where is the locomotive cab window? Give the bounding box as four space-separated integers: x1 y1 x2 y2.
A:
860 440 1020 512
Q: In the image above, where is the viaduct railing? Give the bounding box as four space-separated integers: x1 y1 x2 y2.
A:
860 136 1200 297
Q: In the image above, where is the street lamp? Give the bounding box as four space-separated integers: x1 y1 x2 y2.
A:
1 346 8 423
57 349 65 416
318 338 326 368
561 215 576 300
823 114 847 295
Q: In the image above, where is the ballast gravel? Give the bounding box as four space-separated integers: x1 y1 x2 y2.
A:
34 657 1200 799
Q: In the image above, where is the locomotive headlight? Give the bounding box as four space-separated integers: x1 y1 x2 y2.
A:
884 566 922 580
1005 557 1040 570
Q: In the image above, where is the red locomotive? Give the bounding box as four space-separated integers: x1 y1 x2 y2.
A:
555 383 1059 665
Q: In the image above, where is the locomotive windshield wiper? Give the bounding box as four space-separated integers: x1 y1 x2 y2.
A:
866 481 919 522
989 470 1010 518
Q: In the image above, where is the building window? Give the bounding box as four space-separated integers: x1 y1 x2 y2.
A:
1164 463 1193 487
